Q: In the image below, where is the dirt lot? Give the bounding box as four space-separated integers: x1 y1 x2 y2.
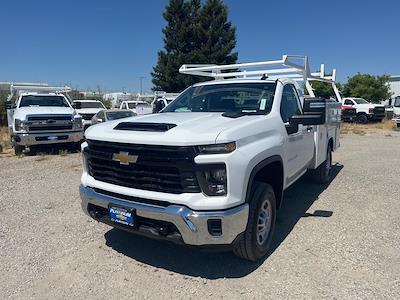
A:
0 133 399 299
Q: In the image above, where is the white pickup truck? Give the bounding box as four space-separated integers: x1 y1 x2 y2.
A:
120 100 152 115
72 99 106 129
80 55 341 261
341 97 386 123
6 85 84 155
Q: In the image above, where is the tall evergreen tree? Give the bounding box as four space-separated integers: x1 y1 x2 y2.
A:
152 0 237 92
194 0 237 65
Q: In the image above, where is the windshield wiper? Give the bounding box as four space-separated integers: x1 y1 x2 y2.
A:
221 111 265 118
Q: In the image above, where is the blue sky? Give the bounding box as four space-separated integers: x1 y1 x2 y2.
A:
0 0 398 92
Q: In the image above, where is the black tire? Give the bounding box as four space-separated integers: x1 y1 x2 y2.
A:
233 182 276 261
356 114 368 124
313 146 332 184
397 123 400 129
14 144 24 156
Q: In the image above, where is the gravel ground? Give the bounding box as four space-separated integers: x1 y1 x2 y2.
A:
0 133 399 299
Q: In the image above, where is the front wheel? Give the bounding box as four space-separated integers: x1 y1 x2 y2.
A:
14 144 24 156
356 114 368 124
233 182 276 261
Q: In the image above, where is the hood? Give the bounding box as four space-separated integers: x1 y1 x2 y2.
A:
76 108 103 114
393 106 400 114
14 106 75 120
354 103 383 109
85 112 265 146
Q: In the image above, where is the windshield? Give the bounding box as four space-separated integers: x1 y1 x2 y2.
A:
76 101 104 108
394 97 400 107
106 111 135 120
163 83 276 114
19 95 70 108
354 98 369 104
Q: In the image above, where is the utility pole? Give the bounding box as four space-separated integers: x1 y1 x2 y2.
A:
139 76 145 95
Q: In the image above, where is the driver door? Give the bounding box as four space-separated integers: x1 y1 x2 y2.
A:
281 84 314 185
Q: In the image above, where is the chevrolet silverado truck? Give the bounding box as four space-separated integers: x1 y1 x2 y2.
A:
6 85 84 155
341 97 386 123
72 99 106 130
80 55 341 261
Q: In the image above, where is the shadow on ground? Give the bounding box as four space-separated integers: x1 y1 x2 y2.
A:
104 164 343 279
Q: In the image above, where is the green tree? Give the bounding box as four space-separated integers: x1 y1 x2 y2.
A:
193 0 237 65
0 90 9 126
151 0 237 92
342 74 392 103
308 80 343 100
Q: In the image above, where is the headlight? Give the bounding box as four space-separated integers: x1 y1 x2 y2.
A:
73 116 83 129
14 119 27 132
197 164 227 196
197 142 236 154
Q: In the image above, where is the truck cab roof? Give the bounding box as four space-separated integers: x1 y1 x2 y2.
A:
73 99 102 103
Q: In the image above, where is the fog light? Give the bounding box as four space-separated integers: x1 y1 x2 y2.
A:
207 219 222 236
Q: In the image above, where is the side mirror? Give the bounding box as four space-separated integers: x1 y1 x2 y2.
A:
289 114 325 126
292 97 327 125
97 118 103 123
303 97 327 115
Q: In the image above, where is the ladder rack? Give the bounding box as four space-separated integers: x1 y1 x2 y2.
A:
179 55 341 101
7 84 72 102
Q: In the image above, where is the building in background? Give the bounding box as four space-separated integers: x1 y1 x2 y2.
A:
389 75 400 104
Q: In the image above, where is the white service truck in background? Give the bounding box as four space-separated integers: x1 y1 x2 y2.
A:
72 99 106 130
152 92 180 113
341 97 386 123
120 100 152 115
6 85 84 155
80 55 341 261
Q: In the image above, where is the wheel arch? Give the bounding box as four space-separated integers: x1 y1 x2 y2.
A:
245 155 284 210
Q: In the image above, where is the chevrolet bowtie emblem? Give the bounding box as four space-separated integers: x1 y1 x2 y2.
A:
112 151 138 165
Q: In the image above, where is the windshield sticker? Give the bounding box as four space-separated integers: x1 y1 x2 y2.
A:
260 98 267 110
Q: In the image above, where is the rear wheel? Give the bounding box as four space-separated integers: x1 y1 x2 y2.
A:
313 146 332 184
233 182 276 261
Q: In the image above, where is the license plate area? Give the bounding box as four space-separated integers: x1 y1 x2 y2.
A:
108 205 135 227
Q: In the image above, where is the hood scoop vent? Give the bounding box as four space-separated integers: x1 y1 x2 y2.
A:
114 122 177 132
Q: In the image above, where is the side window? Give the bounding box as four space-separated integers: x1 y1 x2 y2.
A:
280 84 302 123
344 99 353 105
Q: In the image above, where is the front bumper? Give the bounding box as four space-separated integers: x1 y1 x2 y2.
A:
393 117 400 124
80 185 249 246
14 130 84 146
368 113 385 120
